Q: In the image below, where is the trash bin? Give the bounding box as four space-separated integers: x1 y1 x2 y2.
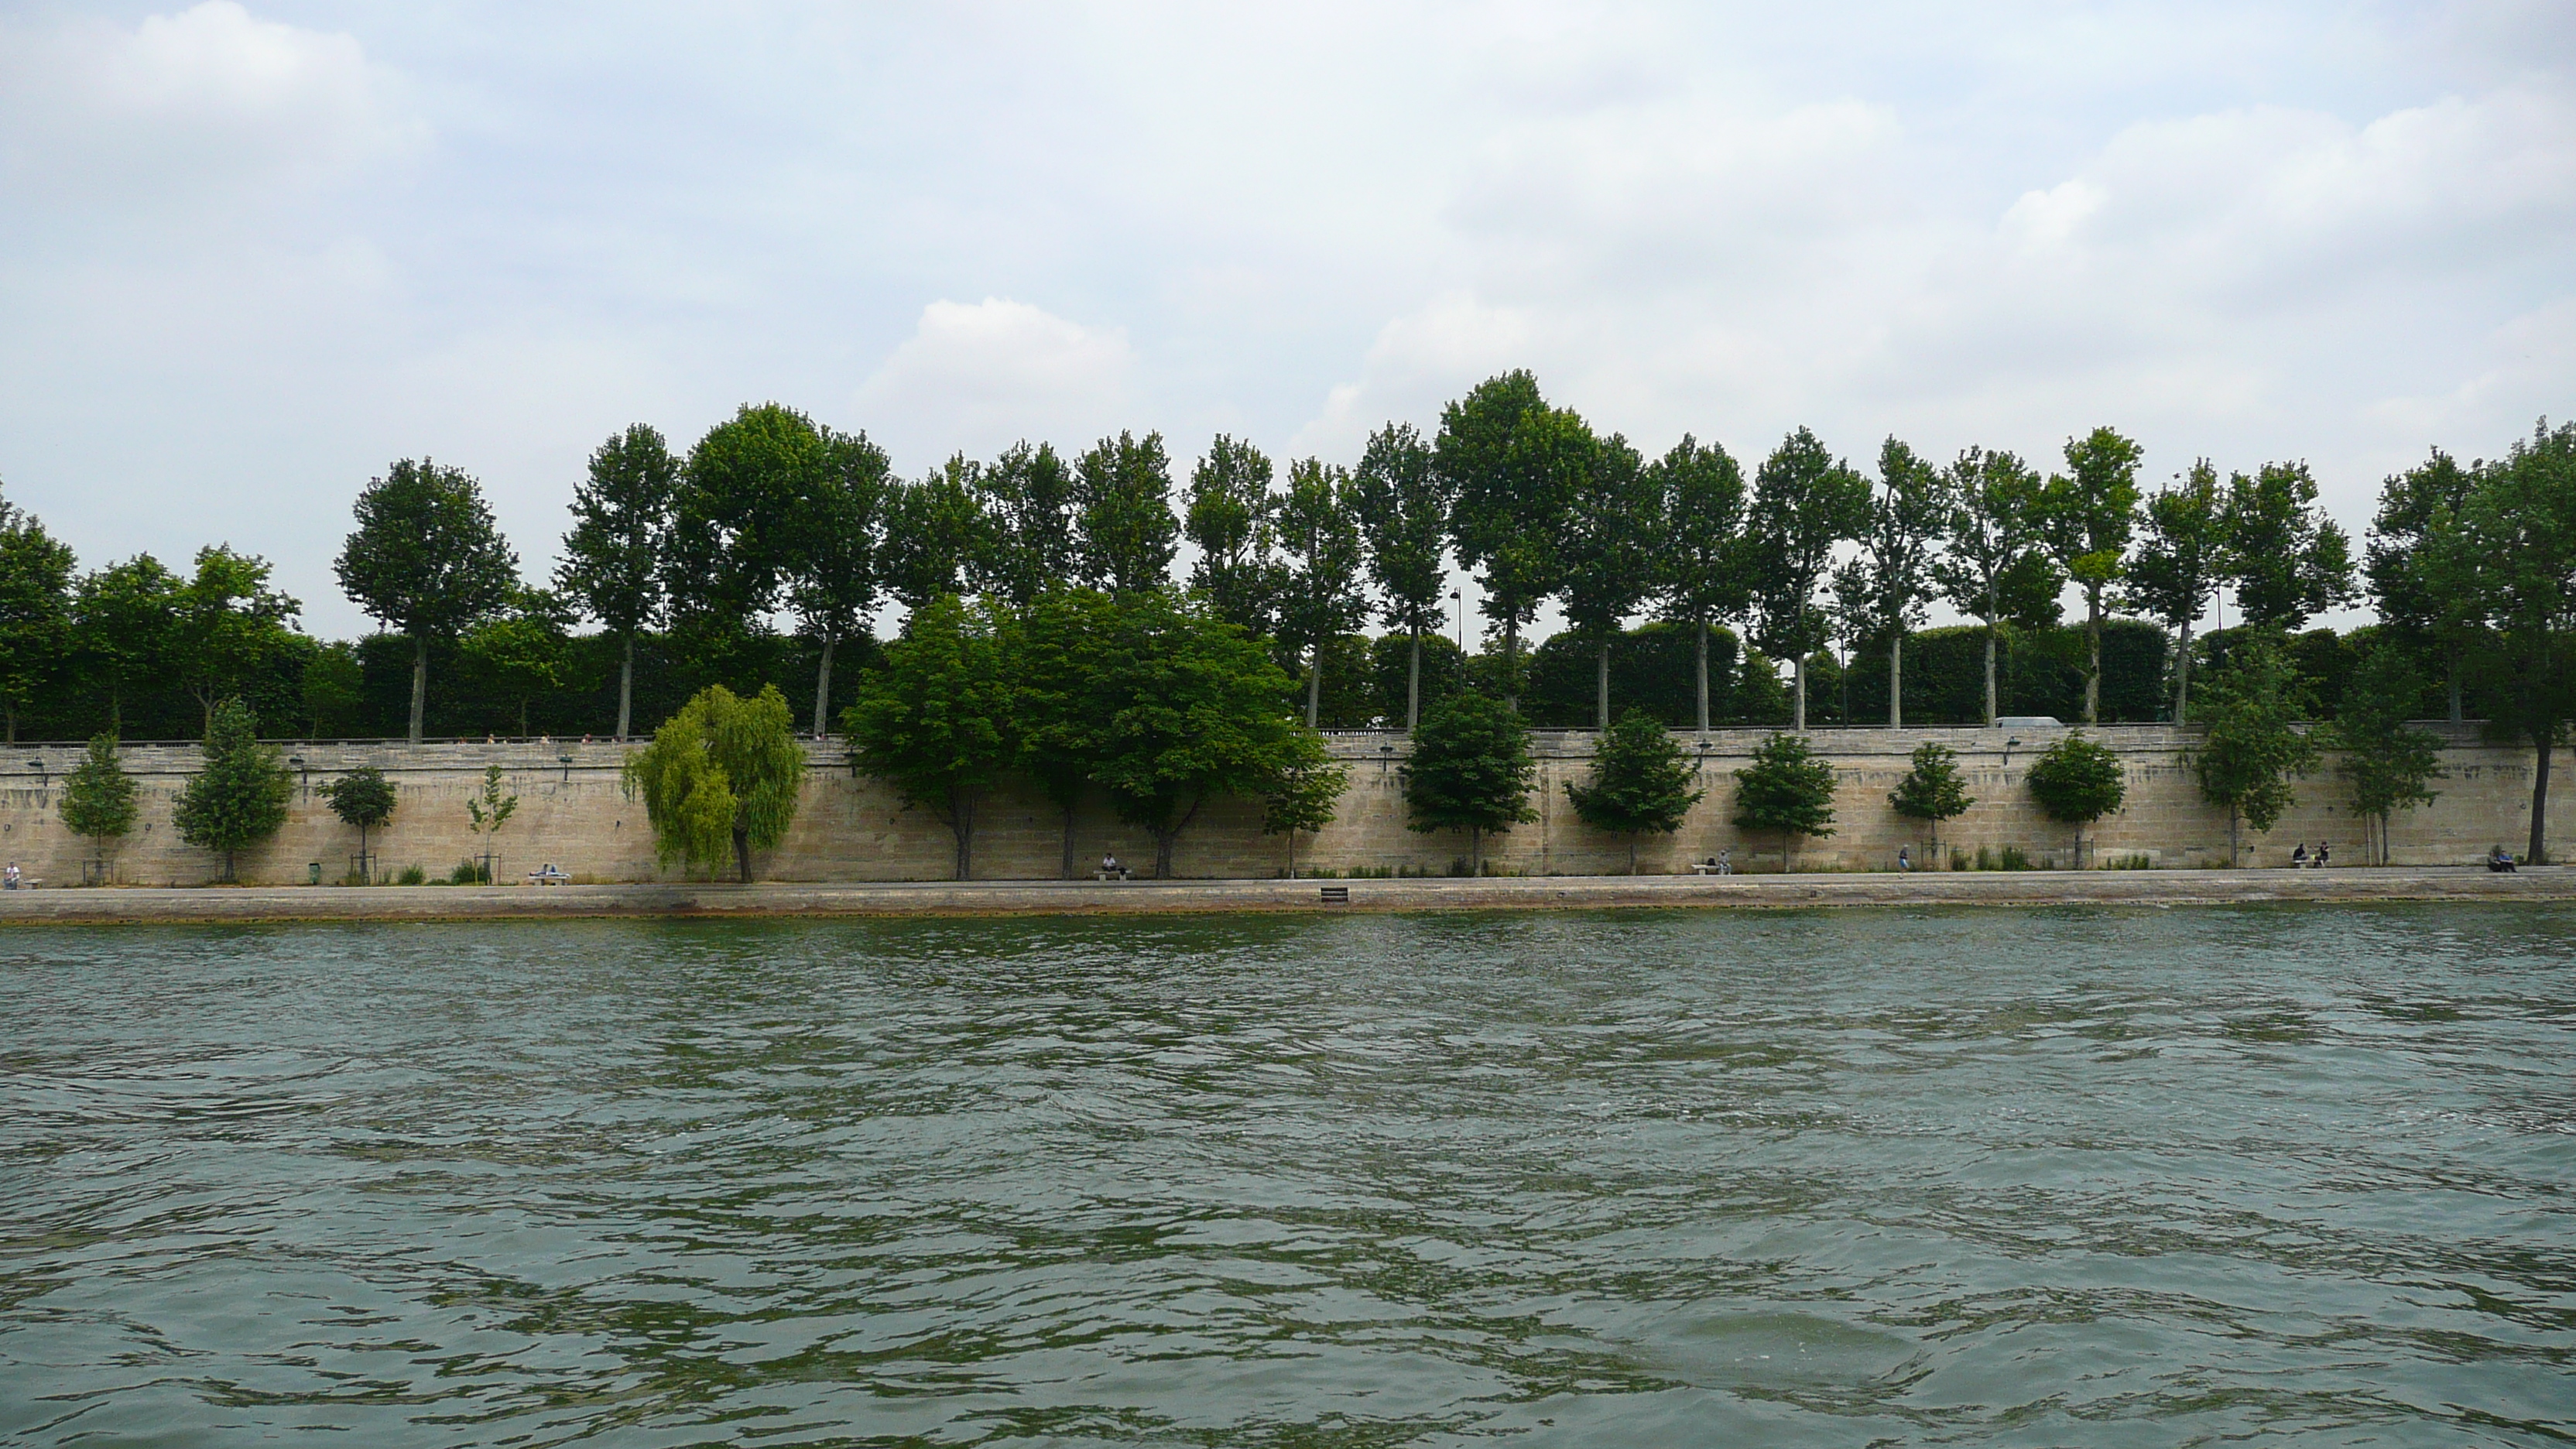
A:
307 862 322 886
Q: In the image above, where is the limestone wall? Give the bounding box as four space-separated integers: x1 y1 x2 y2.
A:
0 724 2561 886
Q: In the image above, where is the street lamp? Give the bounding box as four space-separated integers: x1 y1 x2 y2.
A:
557 752 576 783
287 754 307 787
1450 589 1464 653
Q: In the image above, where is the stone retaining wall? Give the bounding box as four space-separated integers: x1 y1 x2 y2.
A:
0 724 2560 886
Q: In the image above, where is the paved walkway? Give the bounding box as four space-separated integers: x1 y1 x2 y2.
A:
2 868 2571 924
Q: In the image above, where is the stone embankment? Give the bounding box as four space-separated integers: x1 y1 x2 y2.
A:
2 868 2569 925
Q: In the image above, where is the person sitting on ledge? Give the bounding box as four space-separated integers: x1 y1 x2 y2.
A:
2489 845 2519 873
1099 852 1129 881
2290 842 2308 867
2314 842 2331 868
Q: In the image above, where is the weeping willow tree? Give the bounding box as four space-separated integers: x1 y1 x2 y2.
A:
622 683 807 881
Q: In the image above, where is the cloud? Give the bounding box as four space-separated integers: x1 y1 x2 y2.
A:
854 298 1136 467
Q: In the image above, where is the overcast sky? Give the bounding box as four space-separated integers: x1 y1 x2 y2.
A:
2 1 2569 639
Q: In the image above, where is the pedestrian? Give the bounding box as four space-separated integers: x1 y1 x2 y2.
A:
1897 844 1912 872
2314 842 2331 868
2 862 18 890
1717 848 1732 875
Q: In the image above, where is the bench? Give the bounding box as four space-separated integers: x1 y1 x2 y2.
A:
1690 862 1731 875
1319 885 1349 905
526 868 570 886
1094 868 1132 882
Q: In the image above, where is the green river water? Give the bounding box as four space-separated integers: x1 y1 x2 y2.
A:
2 905 2571 1445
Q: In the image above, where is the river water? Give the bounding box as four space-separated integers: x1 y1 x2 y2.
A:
2 906 2570 1446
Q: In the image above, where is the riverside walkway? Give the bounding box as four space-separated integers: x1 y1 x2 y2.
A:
2 868 2571 924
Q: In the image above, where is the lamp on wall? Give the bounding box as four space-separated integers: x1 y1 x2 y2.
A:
287 754 307 786
26 755 46 788
557 752 576 783
2002 736 2023 767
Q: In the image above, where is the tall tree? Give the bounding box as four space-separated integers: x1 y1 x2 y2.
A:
1930 447 2059 725
1565 708 1704 872
783 429 892 735
2036 427 2144 724
1013 586 1120 877
1834 437 1951 728
842 594 1015 881
556 423 677 740
71 555 180 735
1439 372 1585 703
1747 428 1869 731
173 546 302 732
883 454 987 618
1075 430 1180 594
1560 433 1660 731
2366 447 2479 722
1404 691 1538 875
1732 731 1838 871
2124 460 2227 722
2329 644 2444 865
2191 635 2318 866
334 460 519 745
622 683 808 882
1274 459 1369 728
2434 420 2576 864
668 404 829 626
1349 423 1453 731
1649 436 1752 732
173 699 291 882
458 587 574 737
0 488 76 743
1184 433 1279 636
2224 461 2357 634
972 441 1082 608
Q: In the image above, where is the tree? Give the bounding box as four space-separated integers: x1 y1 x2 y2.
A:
669 404 828 627
318 766 397 881
172 546 303 732
459 588 574 737
2225 461 2357 633
2024 731 2126 866
1273 458 1369 728
1930 447 2060 725
0 488 76 743
71 554 180 735
783 429 892 735
335 458 520 744
973 441 1081 608
1560 433 1660 730
2192 635 2319 865
461 763 519 882
1261 738 1350 877
1184 433 1279 636
1887 742 1972 862
555 423 677 740
1075 431 1180 594
882 454 985 617
2367 447 2480 722
173 699 291 882
1349 423 1454 731
2036 427 2144 724
2432 420 2576 863
1748 428 1869 731
1649 436 1752 732
1012 587 1121 878
842 594 1014 880
2125 460 2227 722
1404 691 1538 875
2330 644 2444 865
1732 731 1838 871
1565 709 1704 872
300 642 365 738
1439 372 1586 703
59 732 137 879
1836 437 1951 728
622 683 808 882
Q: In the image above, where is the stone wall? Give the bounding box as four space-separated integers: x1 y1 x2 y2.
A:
0 724 2561 886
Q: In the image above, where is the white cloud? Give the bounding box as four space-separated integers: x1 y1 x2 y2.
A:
854 298 1136 468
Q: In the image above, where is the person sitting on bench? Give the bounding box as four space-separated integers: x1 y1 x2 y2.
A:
1098 852 1129 881
2489 845 2519 873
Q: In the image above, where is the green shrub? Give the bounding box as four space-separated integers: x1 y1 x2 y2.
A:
396 863 426 886
2105 853 2156 869
1998 844 2034 871
449 858 491 885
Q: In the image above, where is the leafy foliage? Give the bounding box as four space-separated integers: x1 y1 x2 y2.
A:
2024 731 2126 826
842 594 1015 879
334 458 519 742
173 700 291 879
1075 431 1180 594
1404 692 1538 869
1732 731 1838 868
59 732 137 854
1565 711 1704 870
2329 644 2444 863
623 683 807 881
2193 635 2320 858
1888 742 1973 824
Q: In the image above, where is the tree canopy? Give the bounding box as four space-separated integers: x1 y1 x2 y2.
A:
1732 731 1838 870
841 594 1015 880
334 458 519 743
1404 691 1538 873
173 699 291 881
1565 709 1704 872
623 683 807 881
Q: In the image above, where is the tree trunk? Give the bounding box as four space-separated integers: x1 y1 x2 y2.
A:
1694 617 1711 733
2448 647 2464 724
1503 614 1519 708
1154 829 1177 879
2174 619 2194 724
2230 807 2240 868
1982 624 1999 726
1471 824 1483 877
1793 653 1807 731
2 697 12 745
1060 801 1077 879
2528 727 2552 866
1406 625 1422 731
1889 632 1903 728
949 786 974 880
1628 836 1638 875
1596 637 1612 731
617 633 635 740
408 635 428 745
1783 832 1794 873
1307 644 1322 729
733 824 754 883
812 633 837 738
2084 593 2103 724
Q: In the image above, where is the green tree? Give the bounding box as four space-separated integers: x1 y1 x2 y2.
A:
1835 437 1951 727
299 641 364 738
1261 738 1350 877
1748 428 1869 731
1565 709 1704 872
461 762 519 882
459 588 574 737
1274 458 1369 728
1649 435 1752 732
1350 423 1454 731
71 554 180 735
669 403 828 626
59 732 137 879
1439 372 1586 703
2225 461 2358 633
972 441 1082 608
1184 433 1279 636
784 429 892 735
1404 691 1538 874
173 699 291 882
1887 742 1973 861
2036 427 2144 724
622 683 808 882
2124 459 2226 721
318 765 396 880
0 488 76 743
842 594 1014 880
2024 731 2126 866
1931 446 2060 725
173 545 303 732
1560 433 1660 731
1075 430 1180 594
1732 731 1838 871
882 454 986 617
2366 447 2479 722
2192 635 2319 865
2329 644 2444 865
555 423 677 740
335 458 521 744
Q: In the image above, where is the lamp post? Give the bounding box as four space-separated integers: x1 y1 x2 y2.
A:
287 754 307 788
27 755 46 790
557 752 575 784
1451 589 1464 653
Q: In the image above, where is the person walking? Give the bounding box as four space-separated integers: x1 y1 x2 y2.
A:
1897 845 1913 872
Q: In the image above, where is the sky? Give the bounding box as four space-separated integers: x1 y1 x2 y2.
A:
1 0 2570 640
